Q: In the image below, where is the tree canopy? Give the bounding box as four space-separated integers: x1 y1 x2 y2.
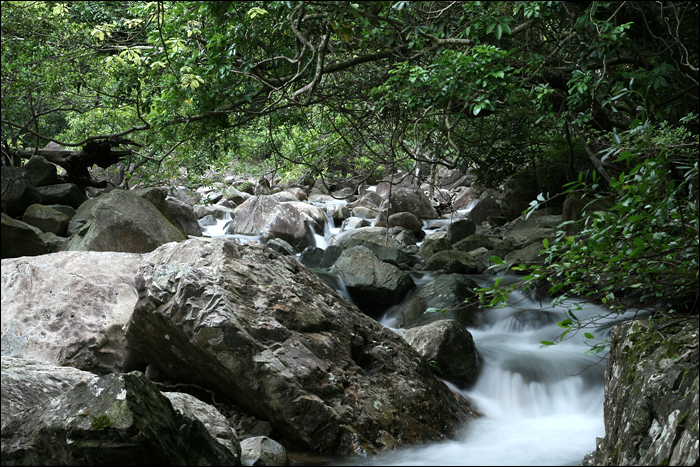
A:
2 1 698 187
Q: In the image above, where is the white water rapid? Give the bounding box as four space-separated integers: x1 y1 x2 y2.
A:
199 197 619 466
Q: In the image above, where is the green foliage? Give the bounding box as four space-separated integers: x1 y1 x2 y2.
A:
479 114 699 351
91 414 115 430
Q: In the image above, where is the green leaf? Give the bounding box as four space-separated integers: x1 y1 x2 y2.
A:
540 340 556 346
584 332 595 339
489 256 504 265
543 238 549 249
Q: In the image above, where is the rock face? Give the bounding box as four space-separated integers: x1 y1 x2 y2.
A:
585 317 699 466
330 246 415 315
1 357 99 428
1 371 238 466
1 166 41 218
125 239 475 455
389 274 481 329
1 251 142 374
397 320 482 388
62 189 186 253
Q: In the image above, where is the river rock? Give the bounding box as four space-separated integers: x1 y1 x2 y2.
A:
1 371 237 466
468 189 502 225
23 155 58 187
389 274 480 329
586 317 699 466
424 250 478 273
167 196 203 237
452 186 478 210
164 391 242 463
21 204 69 236
388 212 423 232
1 213 49 258
227 195 316 251
417 236 450 261
453 234 493 253
1 166 41 218
36 183 87 209
328 226 404 252
340 216 371 231
325 204 350 227
62 189 186 253
1 356 100 428
397 319 483 388
132 187 187 237
330 246 414 315
240 436 288 466
125 238 474 455
380 185 438 219
446 219 476 244
39 232 67 253
1 251 142 374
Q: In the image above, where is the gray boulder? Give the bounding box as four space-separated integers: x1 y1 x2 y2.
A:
164 391 242 463
1 371 237 466
36 183 87 209
63 189 186 253
388 274 480 329
228 196 315 251
417 236 451 261
424 250 478 273
325 204 350 227
167 196 203 237
446 219 476 244
1 357 99 428
125 239 474 455
397 319 483 388
587 317 699 466
340 216 371 231
1 213 49 258
23 155 58 187
133 187 187 237
468 189 502 225
380 185 438 219
240 436 288 466
1 166 41 218
453 234 493 253
38 232 67 253
452 186 479 210
21 204 69 236
328 226 404 252
330 246 415 315
1 251 142 374
388 212 423 232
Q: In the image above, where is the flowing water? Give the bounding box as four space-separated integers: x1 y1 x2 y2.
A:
198 197 627 465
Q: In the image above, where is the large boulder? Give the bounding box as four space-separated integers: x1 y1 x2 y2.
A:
125 239 474 455
325 204 350 227
1 251 142 374
397 319 483 388
388 274 480 329
330 246 415 315
388 212 423 232
23 155 58 187
1 214 49 259
1 357 99 428
424 250 479 273
468 188 502 226
379 185 438 219
1 166 41 218
328 226 404 252
167 196 203 237
36 183 87 209
585 317 699 466
21 204 69 236
62 189 186 253
1 371 237 466
240 436 288 466
446 219 476 245
132 187 187 237
227 196 316 251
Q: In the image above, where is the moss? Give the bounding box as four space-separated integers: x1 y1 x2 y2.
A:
91 414 115 430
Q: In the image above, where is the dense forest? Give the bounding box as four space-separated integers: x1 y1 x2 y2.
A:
2 1 698 335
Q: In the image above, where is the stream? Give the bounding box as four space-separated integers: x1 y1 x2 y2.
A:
199 198 624 466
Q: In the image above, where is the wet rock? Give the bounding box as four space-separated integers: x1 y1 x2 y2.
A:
424 250 478 273
468 189 502 226
397 320 483 388
240 436 288 466
453 234 493 253
299 246 325 268
328 226 404 252
452 186 479 210
1 213 49 258
1 251 142 374
389 274 480 329
325 204 350 227
125 239 474 455
330 246 414 315
417 236 451 261
388 212 423 232
167 196 203 237
21 204 69 236
265 238 298 256
1 371 237 466
588 317 699 466
340 216 371 231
